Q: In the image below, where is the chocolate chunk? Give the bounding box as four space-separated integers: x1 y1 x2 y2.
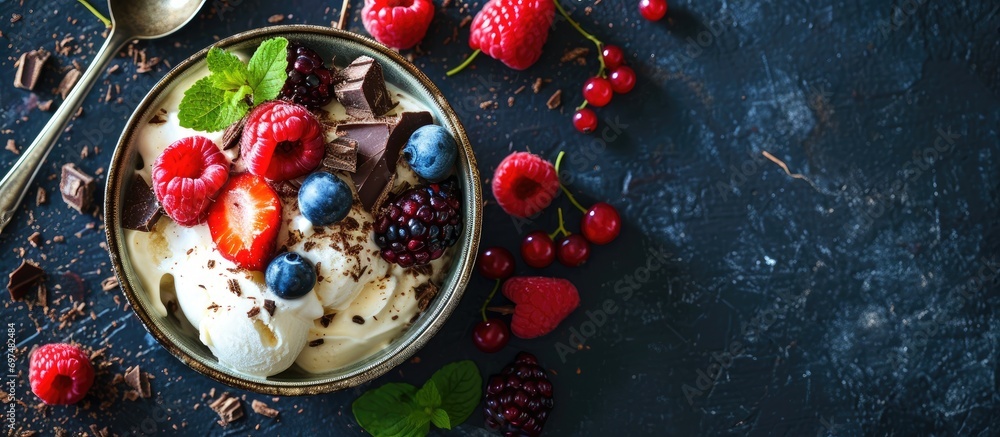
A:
59 163 96 213
221 116 246 151
209 393 244 426
415 282 439 311
7 259 44 301
322 137 358 173
352 315 365 324
334 56 396 118
122 174 162 232
124 366 151 398
13 49 49 90
263 299 276 316
339 112 433 212
57 68 81 99
319 313 335 327
246 306 260 318
251 400 279 418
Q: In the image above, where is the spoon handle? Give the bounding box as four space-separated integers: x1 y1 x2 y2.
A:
0 30 131 234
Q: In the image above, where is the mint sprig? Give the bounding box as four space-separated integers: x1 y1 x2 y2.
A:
352 360 482 437
178 37 289 132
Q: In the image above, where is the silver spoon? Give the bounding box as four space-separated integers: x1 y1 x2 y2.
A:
0 0 205 233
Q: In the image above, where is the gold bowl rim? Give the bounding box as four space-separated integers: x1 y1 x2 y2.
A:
103 25 482 395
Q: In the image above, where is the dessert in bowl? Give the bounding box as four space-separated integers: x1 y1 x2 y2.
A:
104 25 481 395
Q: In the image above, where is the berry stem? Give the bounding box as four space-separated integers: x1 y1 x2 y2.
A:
480 279 501 321
553 151 589 214
77 0 111 28
446 50 482 77
548 208 572 240
552 0 606 77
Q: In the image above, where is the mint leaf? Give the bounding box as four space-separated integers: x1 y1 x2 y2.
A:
429 408 451 430
206 46 248 91
178 76 246 132
247 37 288 105
415 380 441 409
352 383 430 437
430 360 481 426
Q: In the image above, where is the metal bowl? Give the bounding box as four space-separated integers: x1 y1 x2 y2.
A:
103 25 481 395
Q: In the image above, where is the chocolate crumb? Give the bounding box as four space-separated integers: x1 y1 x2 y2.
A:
514 85 527 94
7 259 44 301
251 399 279 418
352 315 365 324
52 235 64 243
246 306 260 318
148 108 168 125
546 90 562 110
268 14 285 23
560 47 590 64
27 232 41 248
207 260 216 269
308 338 324 347
508 96 515 107
459 15 472 27
5 139 18 155
532 77 544 94
11 13 22 23
263 299 276 316
479 100 495 110
227 278 241 297
38 100 53 111
319 313 335 327
209 393 244 426
36 187 46 205
124 366 151 398
101 276 119 291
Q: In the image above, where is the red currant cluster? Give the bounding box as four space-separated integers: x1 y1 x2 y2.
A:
472 152 622 353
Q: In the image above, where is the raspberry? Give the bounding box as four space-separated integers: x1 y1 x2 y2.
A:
484 352 554 437
280 43 337 109
29 343 95 405
374 177 462 267
241 101 326 181
152 136 230 226
491 152 560 218
469 0 555 70
362 0 435 50
502 276 580 338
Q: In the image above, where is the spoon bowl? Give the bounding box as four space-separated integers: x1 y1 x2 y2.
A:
110 0 206 39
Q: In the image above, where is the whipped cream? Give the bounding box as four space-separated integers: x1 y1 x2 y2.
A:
124 58 448 377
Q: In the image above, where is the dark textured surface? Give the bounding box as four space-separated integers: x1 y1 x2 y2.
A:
1 0 998 435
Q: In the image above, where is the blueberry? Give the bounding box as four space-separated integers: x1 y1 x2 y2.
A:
265 252 316 299
402 125 458 182
299 172 353 226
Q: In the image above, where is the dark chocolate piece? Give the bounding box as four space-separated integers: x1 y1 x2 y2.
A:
122 174 162 232
13 49 49 90
7 259 44 301
263 299 276 316
322 137 358 173
221 116 246 151
334 56 396 118
57 68 81 99
59 163 96 213
124 366 151 398
209 393 244 426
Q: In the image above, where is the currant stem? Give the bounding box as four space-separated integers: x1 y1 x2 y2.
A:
553 151 589 214
548 208 571 240
480 279 500 321
553 0 606 77
446 50 482 76
77 0 111 27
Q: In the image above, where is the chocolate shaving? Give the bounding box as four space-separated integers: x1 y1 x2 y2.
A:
227 278 242 296
59 163 96 213
322 137 358 173
14 49 49 90
415 282 439 311
334 56 396 118
27 232 41 248
546 90 562 110
122 174 162 232
263 299 276 316
124 366 151 398
5 139 18 155
57 69 81 99
247 306 260 318
308 338 324 347
36 187 47 205
251 400 279 418
352 315 365 324
209 393 244 426
101 276 119 291
7 259 44 301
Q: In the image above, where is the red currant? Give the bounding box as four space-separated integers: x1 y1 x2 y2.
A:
601 45 625 69
581 202 621 244
582 77 613 107
521 231 555 268
638 0 668 21
557 234 591 267
473 318 511 353
572 108 598 134
609 66 636 94
478 247 515 280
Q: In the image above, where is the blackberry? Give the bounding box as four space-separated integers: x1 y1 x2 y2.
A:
373 177 461 267
279 43 336 109
484 352 554 437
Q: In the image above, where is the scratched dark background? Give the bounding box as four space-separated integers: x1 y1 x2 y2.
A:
1 0 998 435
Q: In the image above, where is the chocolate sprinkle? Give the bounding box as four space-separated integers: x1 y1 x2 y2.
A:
319 313 335 327
59 163 96 213
7 259 44 301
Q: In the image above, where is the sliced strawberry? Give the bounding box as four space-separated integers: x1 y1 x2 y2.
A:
206 173 282 271
491 152 560 218
241 101 325 181
151 136 230 226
